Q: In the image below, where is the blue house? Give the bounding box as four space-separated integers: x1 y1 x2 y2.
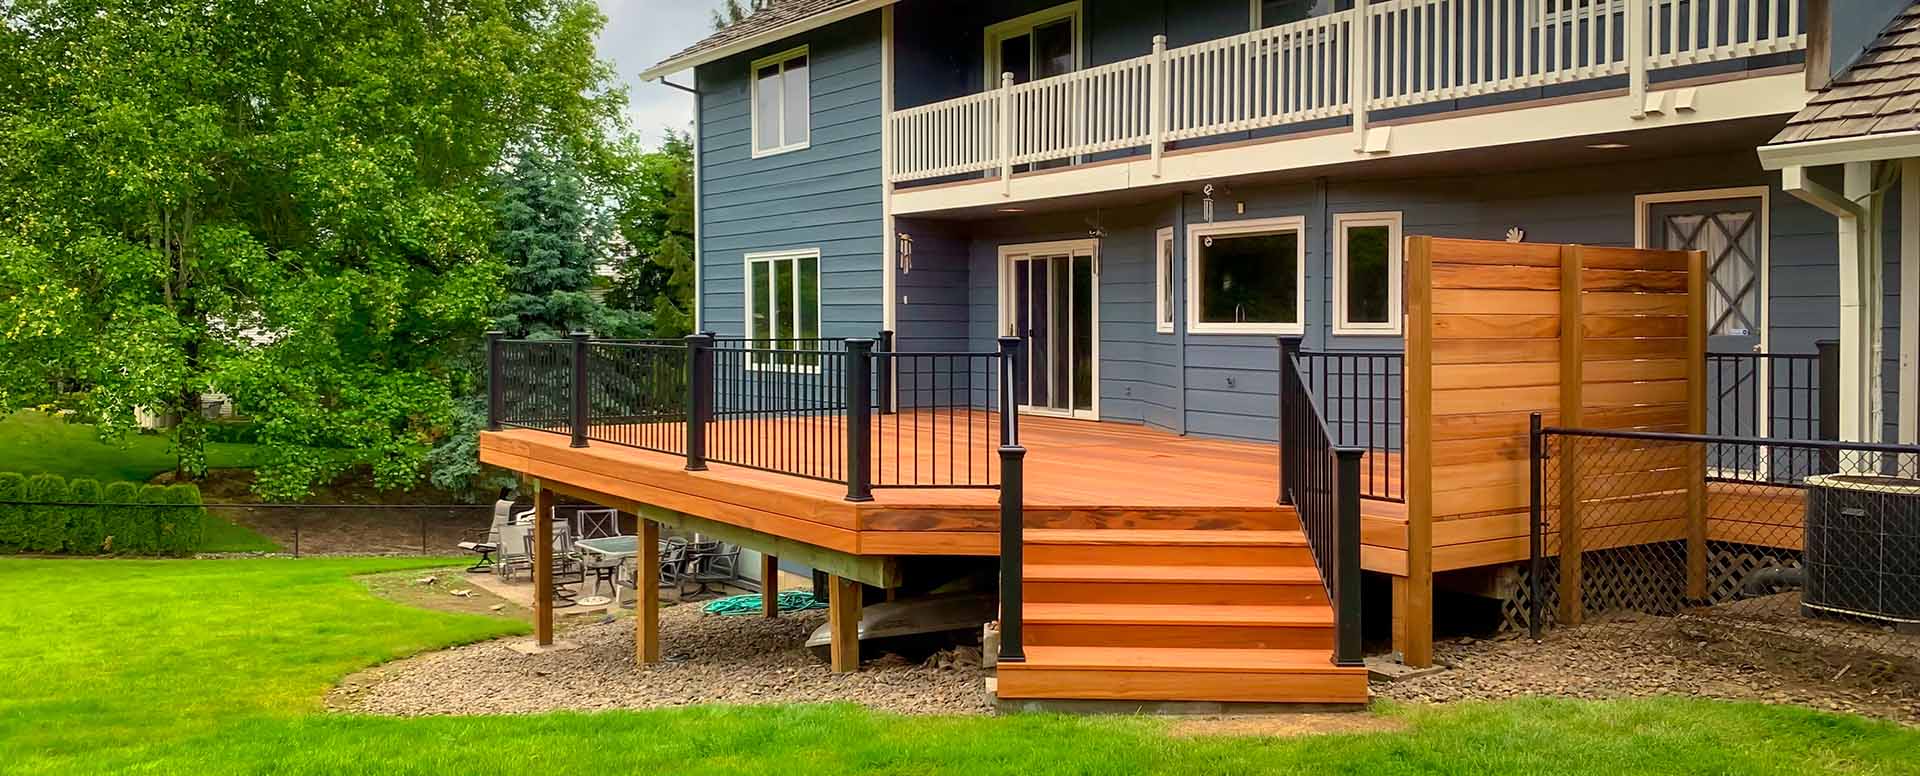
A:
475 0 1920 707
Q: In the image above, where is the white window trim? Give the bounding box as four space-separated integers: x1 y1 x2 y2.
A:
749 45 811 159
982 2 1082 86
994 238 1102 421
1155 226 1176 334
1186 216 1308 336
742 248 823 373
1332 211 1404 336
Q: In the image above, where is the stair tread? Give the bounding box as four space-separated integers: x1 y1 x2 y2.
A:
1024 529 1308 546
1024 602 1335 626
1025 563 1321 584
1007 646 1364 674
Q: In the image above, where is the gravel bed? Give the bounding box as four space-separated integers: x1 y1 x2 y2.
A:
1375 618 1920 725
331 603 992 716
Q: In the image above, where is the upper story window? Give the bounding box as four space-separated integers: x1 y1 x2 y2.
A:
1252 0 1340 28
751 46 810 158
985 3 1079 85
745 249 821 368
1332 211 1403 336
1187 216 1306 336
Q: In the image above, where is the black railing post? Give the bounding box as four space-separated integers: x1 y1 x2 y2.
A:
1817 338 1839 472
1277 335 1304 506
997 337 1022 444
877 330 896 415
998 442 1027 664
1528 412 1545 640
569 331 590 448
1332 446 1364 666
685 333 713 471
485 330 505 432
845 338 875 502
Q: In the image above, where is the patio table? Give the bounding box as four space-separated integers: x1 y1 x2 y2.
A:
574 535 640 559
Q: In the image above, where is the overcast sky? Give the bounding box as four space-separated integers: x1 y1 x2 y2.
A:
597 0 712 146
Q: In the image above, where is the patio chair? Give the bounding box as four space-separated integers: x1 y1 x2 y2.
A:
495 508 537 581
659 537 689 591
575 508 622 540
683 542 741 598
456 499 517 572
541 520 586 605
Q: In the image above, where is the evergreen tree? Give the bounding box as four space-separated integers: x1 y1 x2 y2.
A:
608 131 696 338
490 148 646 339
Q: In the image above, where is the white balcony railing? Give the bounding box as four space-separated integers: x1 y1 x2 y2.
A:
885 0 1806 185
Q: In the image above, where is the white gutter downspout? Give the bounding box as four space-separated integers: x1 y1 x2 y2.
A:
1903 160 1919 450
1783 164 1880 446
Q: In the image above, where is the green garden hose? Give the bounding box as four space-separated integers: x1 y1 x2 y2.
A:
701 589 827 616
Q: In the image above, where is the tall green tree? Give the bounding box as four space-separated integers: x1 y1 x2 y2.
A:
607 130 697 339
490 148 645 339
711 0 772 30
0 0 625 498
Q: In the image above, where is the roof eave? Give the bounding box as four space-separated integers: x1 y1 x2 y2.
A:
1759 128 1920 169
638 0 894 81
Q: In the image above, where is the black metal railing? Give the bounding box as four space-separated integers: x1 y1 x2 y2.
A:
1278 337 1364 667
995 336 1027 666
487 330 1019 500
1297 348 1404 502
1705 344 1837 485
1527 422 1920 689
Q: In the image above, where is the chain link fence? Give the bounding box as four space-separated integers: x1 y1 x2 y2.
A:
1529 427 1920 700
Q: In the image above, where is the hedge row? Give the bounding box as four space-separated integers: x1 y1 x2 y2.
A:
0 473 206 556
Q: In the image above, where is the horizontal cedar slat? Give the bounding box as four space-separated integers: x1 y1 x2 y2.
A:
1433 263 1559 290
1431 384 1559 416
1431 337 1559 364
1432 289 1559 315
1584 358 1688 383
1434 313 1559 338
1432 361 1561 390
1579 245 1693 271
1584 380 1690 407
1584 314 1688 338
1430 435 1531 466
1582 292 1690 316
1584 336 1689 359
1429 238 1564 266
1582 268 1689 293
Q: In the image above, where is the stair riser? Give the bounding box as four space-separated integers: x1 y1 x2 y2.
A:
1025 510 1301 531
1025 623 1334 650
1024 580 1328 606
996 667 1369 704
1025 544 1313 566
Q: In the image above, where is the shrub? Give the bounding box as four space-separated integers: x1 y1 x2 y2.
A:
155 484 205 556
22 474 66 553
64 479 105 554
100 481 148 554
0 472 25 551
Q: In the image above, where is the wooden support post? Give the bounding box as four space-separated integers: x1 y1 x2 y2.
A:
637 518 660 663
761 554 781 618
1398 236 1435 667
1686 248 1709 599
828 574 862 672
533 484 555 646
1557 246 1586 627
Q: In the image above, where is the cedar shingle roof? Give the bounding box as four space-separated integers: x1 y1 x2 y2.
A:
648 0 865 75
1773 2 1920 143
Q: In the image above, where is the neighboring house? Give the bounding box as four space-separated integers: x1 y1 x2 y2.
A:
477 0 1920 708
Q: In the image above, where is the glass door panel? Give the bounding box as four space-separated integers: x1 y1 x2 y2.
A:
1007 249 1097 419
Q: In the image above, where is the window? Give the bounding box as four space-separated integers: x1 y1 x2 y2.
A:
1186 216 1306 335
984 3 1078 86
1155 227 1175 333
1252 0 1339 28
751 47 810 157
1333 211 1403 335
744 249 821 368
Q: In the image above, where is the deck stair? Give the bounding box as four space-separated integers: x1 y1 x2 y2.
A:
995 520 1369 705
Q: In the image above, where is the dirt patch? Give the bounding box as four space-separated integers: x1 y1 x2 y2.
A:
1375 615 1920 725
162 468 495 556
328 602 991 716
358 568 527 618
1169 712 1408 738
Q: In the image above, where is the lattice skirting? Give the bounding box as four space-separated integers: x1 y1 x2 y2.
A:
1496 541 1802 634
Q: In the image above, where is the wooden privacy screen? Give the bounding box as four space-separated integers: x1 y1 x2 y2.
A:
1400 236 1705 648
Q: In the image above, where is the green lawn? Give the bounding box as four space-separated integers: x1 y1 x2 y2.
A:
0 411 266 482
3 557 1916 775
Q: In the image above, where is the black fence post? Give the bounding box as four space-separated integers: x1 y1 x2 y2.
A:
998 442 1027 664
569 331 590 448
845 338 875 502
877 329 896 416
1817 338 1839 473
1277 335 1304 506
685 333 713 471
486 331 505 432
1332 446 1364 667
996 336 1021 446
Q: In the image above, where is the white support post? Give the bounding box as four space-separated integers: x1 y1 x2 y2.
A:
999 72 1015 196
1839 161 1881 448
1903 159 1920 452
1350 7 1370 151
1150 34 1167 177
1627 0 1648 118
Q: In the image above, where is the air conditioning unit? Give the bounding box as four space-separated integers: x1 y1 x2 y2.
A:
1802 474 1920 629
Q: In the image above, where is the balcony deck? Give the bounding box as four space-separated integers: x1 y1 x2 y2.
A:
478 413 1370 557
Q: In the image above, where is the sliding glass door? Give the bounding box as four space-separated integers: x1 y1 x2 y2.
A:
1002 241 1097 420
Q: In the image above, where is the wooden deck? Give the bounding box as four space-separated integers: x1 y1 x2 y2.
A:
479 413 1314 557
